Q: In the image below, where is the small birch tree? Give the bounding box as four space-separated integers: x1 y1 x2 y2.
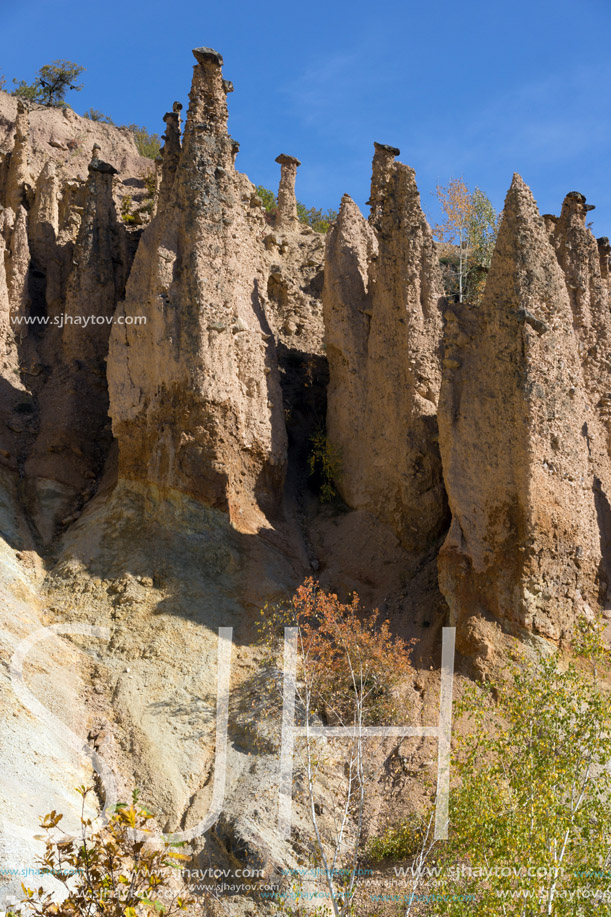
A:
434 630 611 916
433 179 498 303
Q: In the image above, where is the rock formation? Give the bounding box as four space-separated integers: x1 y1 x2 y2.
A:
26 160 60 331
275 154 301 228
28 160 59 268
0 91 152 199
323 192 376 487
29 160 59 252
158 102 182 213
598 235 610 283
25 149 130 541
6 205 30 324
4 45 611 912
108 48 288 531
368 141 400 227
262 154 326 357
4 101 31 213
323 143 447 550
0 232 16 374
549 192 611 450
438 174 610 661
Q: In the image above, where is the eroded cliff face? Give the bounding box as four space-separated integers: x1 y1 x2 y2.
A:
0 93 146 547
3 40 611 911
323 143 447 550
438 175 611 662
0 61 444 907
3 101 32 213
25 153 131 541
108 49 288 532
0 91 151 195
0 52 608 707
550 192 611 450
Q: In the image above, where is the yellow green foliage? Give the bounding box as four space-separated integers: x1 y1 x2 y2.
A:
8 787 194 917
367 816 429 863
308 430 342 503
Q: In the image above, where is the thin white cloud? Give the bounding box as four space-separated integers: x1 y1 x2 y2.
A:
284 50 370 128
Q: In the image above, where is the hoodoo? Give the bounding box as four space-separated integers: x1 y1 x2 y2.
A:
323 143 447 550
4 100 31 213
25 149 130 541
438 174 610 661
275 153 301 228
107 48 288 530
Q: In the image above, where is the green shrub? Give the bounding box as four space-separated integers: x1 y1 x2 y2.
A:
83 108 114 124
12 61 84 107
143 170 158 197
123 123 161 159
256 186 337 232
308 430 342 502
11 79 39 102
297 201 338 233
256 185 278 214
367 816 429 862
434 636 611 915
120 195 138 225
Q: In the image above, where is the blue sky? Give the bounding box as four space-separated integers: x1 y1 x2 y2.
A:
3 0 611 233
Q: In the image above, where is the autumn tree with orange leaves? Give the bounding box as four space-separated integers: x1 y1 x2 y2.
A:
433 178 498 303
259 578 414 917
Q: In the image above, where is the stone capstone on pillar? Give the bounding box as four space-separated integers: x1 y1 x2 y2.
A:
275 154 301 228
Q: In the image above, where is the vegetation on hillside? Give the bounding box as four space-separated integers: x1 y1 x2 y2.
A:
364 616 611 915
433 178 499 304
11 60 84 107
308 430 343 502
6 582 611 915
7 787 194 917
83 108 114 124
256 185 337 233
4 61 161 159
120 124 161 160
82 111 161 160
258 578 414 915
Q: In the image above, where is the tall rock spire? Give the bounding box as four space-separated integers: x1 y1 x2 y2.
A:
29 160 59 258
157 102 182 213
438 174 608 660
323 144 447 549
275 154 301 228
0 232 19 375
27 160 60 323
0 221 30 475
550 191 611 449
6 206 31 327
107 47 287 531
25 151 129 542
368 142 400 229
324 193 377 503
5 101 31 214
598 236 611 283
